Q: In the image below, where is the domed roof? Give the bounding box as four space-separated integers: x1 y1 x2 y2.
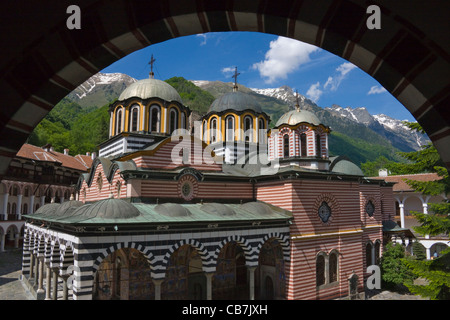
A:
201 203 236 216
330 157 364 176
118 78 183 103
73 198 141 219
208 91 262 114
275 109 321 127
155 203 190 217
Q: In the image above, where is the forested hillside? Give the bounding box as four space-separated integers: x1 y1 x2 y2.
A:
27 75 405 170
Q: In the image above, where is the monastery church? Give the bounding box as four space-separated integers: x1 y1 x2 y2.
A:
22 67 401 300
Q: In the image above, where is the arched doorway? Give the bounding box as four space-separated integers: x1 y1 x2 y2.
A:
162 244 205 300
93 248 154 300
256 238 286 300
214 241 248 299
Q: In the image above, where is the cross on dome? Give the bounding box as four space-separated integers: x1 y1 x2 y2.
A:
232 66 240 92
148 54 156 79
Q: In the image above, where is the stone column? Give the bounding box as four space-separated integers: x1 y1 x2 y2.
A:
248 266 257 300
37 258 45 294
399 202 405 228
29 195 35 214
2 193 8 220
0 233 5 252
16 194 22 220
52 269 59 300
421 197 430 239
61 275 69 300
45 265 52 300
29 254 35 279
40 195 45 207
206 273 214 300
153 279 164 300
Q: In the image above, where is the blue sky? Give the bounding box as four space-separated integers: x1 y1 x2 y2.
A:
102 31 415 121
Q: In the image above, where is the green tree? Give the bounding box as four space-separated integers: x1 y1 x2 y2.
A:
379 242 416 292
393 122 450 300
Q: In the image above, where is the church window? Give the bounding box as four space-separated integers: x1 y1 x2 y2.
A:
244 116 253 142
226 116 234 141
283 135 290 158
149 105 160 132
366 200 375 217
316 133 322 157
181 112 186 130
329 252 338 283
130 106 139 132
116 108 123 135
210 118 217 143
300 133 307 157
97 173 103 192
316 254 325 286
116 181 122 198
202 120 207 142
258 118 266 143
169 108 178 134
366 243 373 267
318 201 331 223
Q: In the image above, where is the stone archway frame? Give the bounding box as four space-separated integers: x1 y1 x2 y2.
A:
0 1 448 177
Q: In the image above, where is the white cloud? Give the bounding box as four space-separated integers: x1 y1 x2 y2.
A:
252 36 319 84
197 34 207 46
323 62 357 91
221 66 235 77
368 85 387 95
306 82 323 102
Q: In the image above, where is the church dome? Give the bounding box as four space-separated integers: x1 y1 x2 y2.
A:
275 109 321 127
330 157 364 176
208 91 262 114
74 198 141 219
118 78 183 103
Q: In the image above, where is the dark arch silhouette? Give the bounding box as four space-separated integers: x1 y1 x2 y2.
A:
1 0 449 175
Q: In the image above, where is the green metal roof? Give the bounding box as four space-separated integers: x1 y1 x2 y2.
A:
24 198 292 225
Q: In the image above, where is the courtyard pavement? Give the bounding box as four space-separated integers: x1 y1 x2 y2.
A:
0 248 33 300
0 248 429 301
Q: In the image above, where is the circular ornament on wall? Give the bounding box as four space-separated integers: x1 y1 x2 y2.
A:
177 174 198 201
313 193 340 225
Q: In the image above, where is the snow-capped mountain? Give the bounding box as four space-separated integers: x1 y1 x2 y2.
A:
325 105 429 151
68 72 137 108
251 86 430 152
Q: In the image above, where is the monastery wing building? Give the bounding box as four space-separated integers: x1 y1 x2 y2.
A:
22 73 401 300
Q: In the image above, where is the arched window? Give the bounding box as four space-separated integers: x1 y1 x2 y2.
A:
181 112 186 130
116 108 123 135
202 120 207 142
329 252 338 283
226 116 235 141
210 118 217 143
12 203 17 215
130 105 139 132
258 118 266 143
366 243 373 267
374 241 381 265
300 133 307 157
283 134 290 158
23 203 28 215
316 133 322 157
316 254 325 286
169 108 178 134
149 105 160 132
244 116 253 142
